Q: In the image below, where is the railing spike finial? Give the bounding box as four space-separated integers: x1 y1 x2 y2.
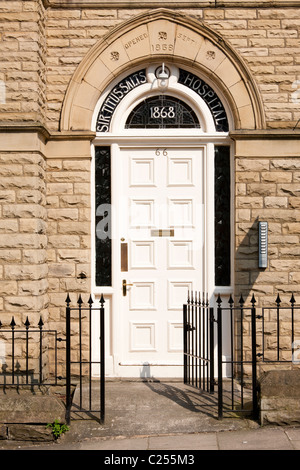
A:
228 294 234 307
217 293 222 306
24 317 30 328
239 294 245 306
275 293 281 306
290 293 296 305
187 290 190 304
88 294 94 305
77 294 83 305
65 293 71 305
100 293 105 306
10 317 16 328
251 293 256 305
38 316 44 328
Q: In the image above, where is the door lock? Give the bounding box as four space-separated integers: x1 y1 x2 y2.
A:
122 279 133 296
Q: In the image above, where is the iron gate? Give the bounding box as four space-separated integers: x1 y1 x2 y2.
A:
65 294 105 424
183 292 214 394
183 291 299 420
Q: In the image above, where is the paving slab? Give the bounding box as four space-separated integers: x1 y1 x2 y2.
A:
284 428 300 450
148 433 218 450
217 427 294 450
76 436 149 451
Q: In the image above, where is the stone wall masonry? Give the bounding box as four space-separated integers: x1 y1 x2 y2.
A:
0 149 48 331
46 154 91 325
235 153 300 306
44 5 300 130
1 3 299 130
0 0 46 125
1 1 300 382
1 4 300 129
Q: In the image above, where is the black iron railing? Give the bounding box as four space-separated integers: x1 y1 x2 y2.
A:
0 294 106 424
0 315 61 388
216 294 259 420
183 292 300 420
65 294 105 424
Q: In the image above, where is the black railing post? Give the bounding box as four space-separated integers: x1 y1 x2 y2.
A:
209 307 215 394
25 317 30 385
217 295 223 419
65 294 71 425
38 316 44 384
183 303 188 384
251 294 258 420
229 295 234 410
100 294 105 423
88 294 93 413
10 317 16 385
239 295 245 408
291 293 295 360
191 292 194 386
187 292 191 384
77 294 83 410
276 294 281 361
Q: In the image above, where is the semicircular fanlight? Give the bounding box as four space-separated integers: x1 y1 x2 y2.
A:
125 95 201 129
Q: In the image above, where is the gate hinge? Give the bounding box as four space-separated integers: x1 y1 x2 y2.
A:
186 324 196 331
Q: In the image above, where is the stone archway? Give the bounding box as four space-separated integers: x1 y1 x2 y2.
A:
60 8 265 132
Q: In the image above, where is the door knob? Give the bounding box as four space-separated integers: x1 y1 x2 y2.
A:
123 279 133 296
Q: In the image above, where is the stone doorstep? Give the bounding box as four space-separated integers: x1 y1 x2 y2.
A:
0 395 66 441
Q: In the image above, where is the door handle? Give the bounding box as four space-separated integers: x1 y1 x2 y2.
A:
123 279 133 296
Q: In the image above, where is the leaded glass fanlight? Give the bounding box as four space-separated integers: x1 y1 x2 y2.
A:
125 95 201 129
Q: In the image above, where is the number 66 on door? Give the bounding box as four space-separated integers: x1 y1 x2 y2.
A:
155 148 168 156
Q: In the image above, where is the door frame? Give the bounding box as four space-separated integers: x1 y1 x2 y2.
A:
91 134 233 377
91 62 233 377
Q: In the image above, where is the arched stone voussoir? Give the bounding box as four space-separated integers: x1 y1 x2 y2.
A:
60 8 265 132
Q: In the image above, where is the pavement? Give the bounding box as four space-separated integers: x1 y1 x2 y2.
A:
1 379 300 452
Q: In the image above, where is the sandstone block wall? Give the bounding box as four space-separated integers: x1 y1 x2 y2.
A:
43 5 300 131
0 1 300 375
46 152 91 333
1 3 299 130
0 143 47 322
0 0 46 125
235 140 300 305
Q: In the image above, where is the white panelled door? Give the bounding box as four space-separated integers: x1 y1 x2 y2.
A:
117 146 205 377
